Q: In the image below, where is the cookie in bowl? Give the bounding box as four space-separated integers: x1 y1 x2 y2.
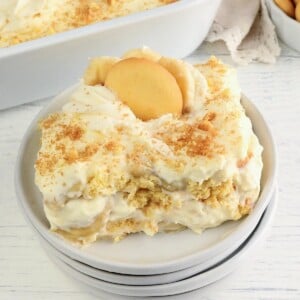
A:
34 48 263 245
267 0 300 51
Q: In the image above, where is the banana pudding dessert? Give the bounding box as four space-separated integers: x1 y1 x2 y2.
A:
0 0 176 47
35 48 263 245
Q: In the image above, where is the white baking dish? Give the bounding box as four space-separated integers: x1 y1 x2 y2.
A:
0 0 221 110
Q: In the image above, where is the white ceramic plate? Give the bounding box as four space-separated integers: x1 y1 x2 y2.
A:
38 227 251 286
43 188 277 297
15 86 277 275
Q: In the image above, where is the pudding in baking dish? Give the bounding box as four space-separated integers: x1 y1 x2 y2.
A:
34 48 263 245
0 0 177 47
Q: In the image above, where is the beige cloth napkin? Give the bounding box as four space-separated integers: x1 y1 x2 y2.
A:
206 0 281 64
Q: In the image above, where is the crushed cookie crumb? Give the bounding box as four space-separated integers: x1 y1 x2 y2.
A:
155 118 224 158
39 113 59 129
203 112 217 122
35 152 58 175
187 179 233 208
237 152 253 168
64 148 79 163
63 124 84 141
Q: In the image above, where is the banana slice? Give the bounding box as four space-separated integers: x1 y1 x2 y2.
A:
105 58 183 121
122 47 161 62
158 57 195 112
84 56 120 86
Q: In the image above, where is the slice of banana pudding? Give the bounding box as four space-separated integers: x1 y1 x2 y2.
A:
35 48 263 245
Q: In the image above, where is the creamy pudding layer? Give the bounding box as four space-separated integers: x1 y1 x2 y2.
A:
0 0 176 47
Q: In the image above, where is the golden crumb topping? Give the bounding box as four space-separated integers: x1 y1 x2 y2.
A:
187 179 234 208
154 117 224 158
35 153 59 176
36 113 101 175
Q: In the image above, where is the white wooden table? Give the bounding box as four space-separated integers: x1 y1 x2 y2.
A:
1 42 300 300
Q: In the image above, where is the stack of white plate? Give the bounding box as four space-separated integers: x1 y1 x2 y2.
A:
15 88 277 299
